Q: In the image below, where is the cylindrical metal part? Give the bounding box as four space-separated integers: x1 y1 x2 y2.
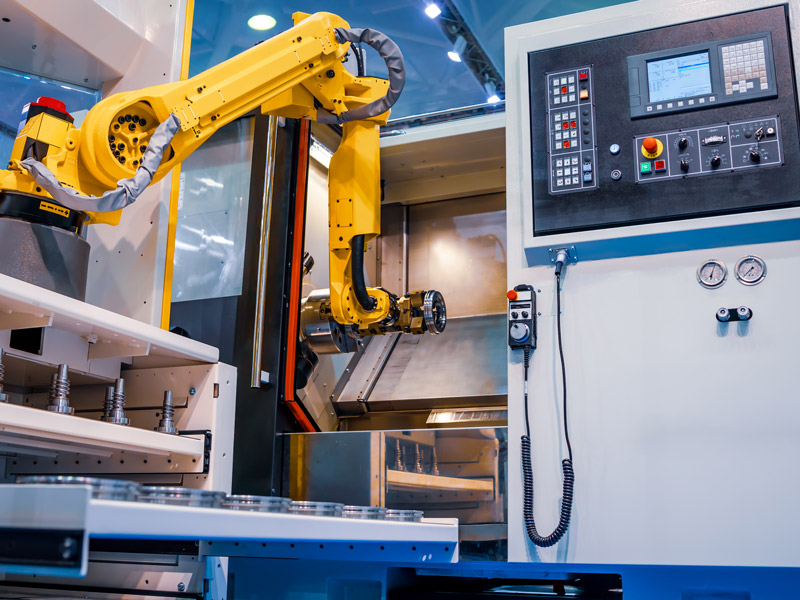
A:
108 377 129 425
100 386 114 422
0 349 7 403
300 289 360 354
716 307 731 322
46 363 73 414
737 306 753 321
155 390 177 434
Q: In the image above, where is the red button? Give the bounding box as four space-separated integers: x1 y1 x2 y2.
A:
570 120 577 128
561 86 567 93
579 71 588 81
654 159 667 171
642 137 659 154
507 290 518 301
563 141 570 148
562 122 569 130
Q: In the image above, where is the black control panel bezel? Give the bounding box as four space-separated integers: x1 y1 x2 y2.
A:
527 5 800 237
628 33 777 118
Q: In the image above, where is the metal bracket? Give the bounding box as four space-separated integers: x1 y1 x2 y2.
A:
180 430 212 474
548 245 578 265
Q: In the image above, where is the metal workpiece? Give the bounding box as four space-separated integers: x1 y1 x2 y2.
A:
0 350 7 403
342 505 387 520
155 390 178 434
289 501 345 517
103 378 129 426
46 364 73 415
16 476 140 501
138 486 226 507
385 509 424 522
222 495 291 512
301 289 361 355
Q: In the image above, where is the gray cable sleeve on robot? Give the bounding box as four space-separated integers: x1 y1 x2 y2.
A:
316 27 405 125
20 113 181 214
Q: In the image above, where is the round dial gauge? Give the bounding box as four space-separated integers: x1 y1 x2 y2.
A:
735 255 767 286
697 259 727 289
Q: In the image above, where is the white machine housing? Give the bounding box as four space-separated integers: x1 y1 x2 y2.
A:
505 0 800 567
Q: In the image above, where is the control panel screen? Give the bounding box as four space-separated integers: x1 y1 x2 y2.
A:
647 52 712 103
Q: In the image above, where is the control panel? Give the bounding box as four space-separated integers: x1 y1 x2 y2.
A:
634 116 781 182
528 6 800 236
546 67 598 194
507 286 536 349
627 33 777 119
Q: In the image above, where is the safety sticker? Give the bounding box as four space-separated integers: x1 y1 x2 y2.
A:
39 201 70 218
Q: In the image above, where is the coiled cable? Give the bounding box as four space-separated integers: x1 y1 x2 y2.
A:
521 271 574 547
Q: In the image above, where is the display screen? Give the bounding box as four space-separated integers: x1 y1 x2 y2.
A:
647 52 712 103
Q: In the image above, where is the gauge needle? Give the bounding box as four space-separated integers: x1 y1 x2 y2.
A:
747 266 755 276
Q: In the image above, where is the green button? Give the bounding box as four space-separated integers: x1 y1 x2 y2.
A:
640 161 652 174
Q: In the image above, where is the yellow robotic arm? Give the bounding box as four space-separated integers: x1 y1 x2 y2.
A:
0 11 445 336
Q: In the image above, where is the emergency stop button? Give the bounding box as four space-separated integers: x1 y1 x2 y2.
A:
507 290 518 301
641 136 664 159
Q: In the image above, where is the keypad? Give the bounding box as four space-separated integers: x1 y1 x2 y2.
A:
547 66 597 194
722 40 768 95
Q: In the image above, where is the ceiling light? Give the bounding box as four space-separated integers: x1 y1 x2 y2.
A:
424 4 442 18
247 14 276 31
487 94 501 103
448 35 467 63
484 80 502 104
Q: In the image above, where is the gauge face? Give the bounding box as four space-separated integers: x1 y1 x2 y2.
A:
735 255 767 286
697 259 727 289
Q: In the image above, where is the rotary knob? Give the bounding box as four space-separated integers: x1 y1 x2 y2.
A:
509 322 530 342
749 150 761 163
710 155 721 169
678 137 688 150
680 159 689 172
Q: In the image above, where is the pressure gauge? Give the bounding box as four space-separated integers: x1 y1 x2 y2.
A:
697 259 727 289
735 255 767 286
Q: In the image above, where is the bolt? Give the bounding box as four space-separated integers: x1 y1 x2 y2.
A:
107 378 130 425
47 364 73 414
155 390 178 434
177 582 186 592
60 537 77 560
326 69 335 78
189 387 196 396
197 86 203 93
100 386 114 421
0 349 6 403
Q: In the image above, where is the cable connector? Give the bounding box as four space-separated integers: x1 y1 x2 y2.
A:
554 248 570 277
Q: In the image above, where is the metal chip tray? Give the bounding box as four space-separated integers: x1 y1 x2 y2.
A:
0 484 459 578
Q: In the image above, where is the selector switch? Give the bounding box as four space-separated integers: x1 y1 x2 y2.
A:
710 155 722 169
678 137 689 150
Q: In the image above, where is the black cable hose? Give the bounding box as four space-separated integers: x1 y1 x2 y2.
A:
351 234 376 312
521 270 574 547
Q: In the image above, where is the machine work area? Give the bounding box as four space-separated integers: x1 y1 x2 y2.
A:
1 0 800 599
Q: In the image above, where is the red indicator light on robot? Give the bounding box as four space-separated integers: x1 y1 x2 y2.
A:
507 290 518 301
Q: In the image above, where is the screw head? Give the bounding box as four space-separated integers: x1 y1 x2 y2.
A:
326 69 335 78
177 582 186 592
189 387 196 396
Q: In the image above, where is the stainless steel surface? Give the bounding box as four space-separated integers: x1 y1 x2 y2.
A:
335 334 400 414
385 509 424 522
102 378 129 426
0 218 90 301
407 194 506 318
281 427 506 559
46 363 73 415
288 501 345 517
342 505 388 520
138 486 226 507
251 116 279 388
365 314 508 411
222 495 291 512
15 476 140 501
301 289 360 354
155 390 178 434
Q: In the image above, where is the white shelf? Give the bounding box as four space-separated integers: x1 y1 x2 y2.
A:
0 273 218 366
0 402 205 460
0 485 459 577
